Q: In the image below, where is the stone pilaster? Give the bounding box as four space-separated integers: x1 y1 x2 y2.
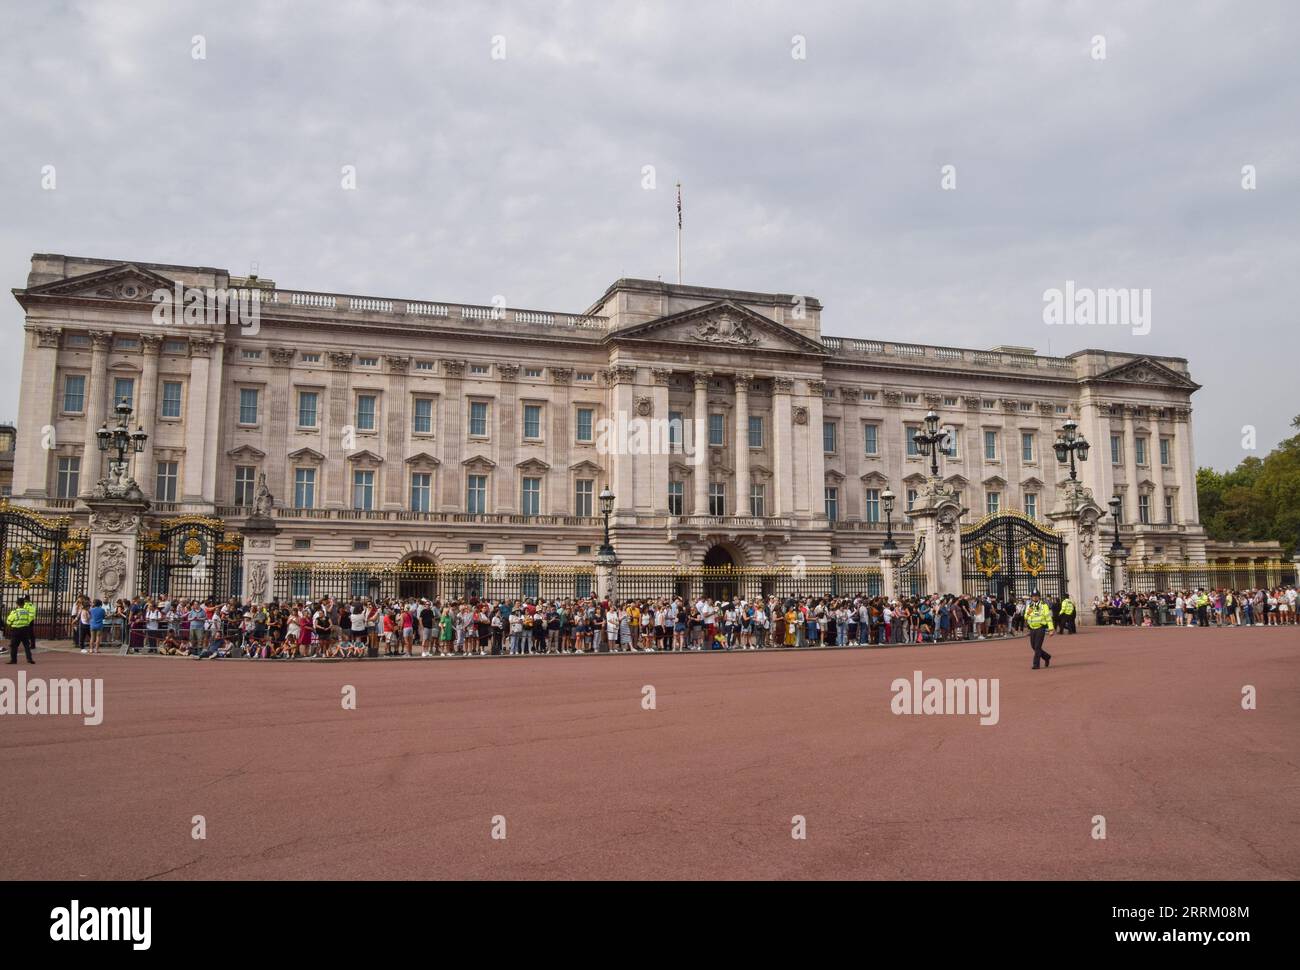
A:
81 330 114 489
383 355 410 509
16 327 61 497
181 336 212 503
772 376 794 516
692 371 711 515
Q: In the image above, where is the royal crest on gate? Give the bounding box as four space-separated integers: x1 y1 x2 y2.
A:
972 540 1002 577
1019 540 1047 577
4 543 52 589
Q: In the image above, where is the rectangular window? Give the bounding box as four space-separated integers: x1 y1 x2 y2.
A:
414 360 434 371
355 394 376 431
163 339 187 354
293 539 310 551
241 348 261 360
904 393 918 404
293 468 315 509
751 484 766 517
155 461 178 502
906 488 918 511
56 456 80 499
668 411 683 450
1135 436 1148 466
410 472 432 512
352 470 375 510
469 401 488 437
1160 437 1171 467
575 479 593 517
358 356 378 367
234 466 255 506
823 421 837 454
576 408 594 442
708 413 724 447
824 486 838 522
63 374 86 413
161 381 183 419
238 387 258 425
983 430 998 461
524 367 542 379
466 474 487 514
576 372 594 383
1138 493 1151 524
864 424 879 456
905 425 920 458
413 398 433 435
864 489 880 523
668 481 684 515
986 491 1001 515
296 391 318 428
301 353 320 363
1164 494 1175 523
945 430 960 460
1111 434 1122 465
521 477 541 515
1025 493 1038 520
708 482 725 516
943 396 958 407
523 404 542 439
469 363 489 376
113 377 135 410
1021 432 1034 463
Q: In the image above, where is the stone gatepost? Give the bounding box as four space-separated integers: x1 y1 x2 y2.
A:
85 498 149 603
1109 550 1130 594
904 478 966 595
240 516 281 605
1046 480 1105 621
879 548 902 600
595 551 620 603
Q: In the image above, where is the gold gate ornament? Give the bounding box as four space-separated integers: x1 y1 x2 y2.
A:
1019 540 1047 577
972 540 1002 577
4 544 53 589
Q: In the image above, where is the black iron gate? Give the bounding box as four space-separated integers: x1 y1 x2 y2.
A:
138 517 243 603
896 536 927 597
961 511 1066 601
0 501 88 638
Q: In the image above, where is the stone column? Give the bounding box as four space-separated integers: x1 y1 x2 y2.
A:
650 369 673 514
199 336 225 508
1109 549 1130 593
240 515 281 606
772 376 794 516
81 330 114 488
267 347 295 507
439 359 465 510
1122 405 1139 522
607 365 638 514
181 337 212 503
383 355 410 510
495 363 520 512
594 550 621 603
879 547 903 600
1171 407 1195 524
325 351 354 508
732 373 751 517
136 334 161 497
806 379 827 519
1150 411 1168 524
16 327 62 498
549 368 573 514
692 372 711 515
86 498 148 603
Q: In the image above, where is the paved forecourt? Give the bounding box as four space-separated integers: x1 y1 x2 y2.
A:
1 626 1296 880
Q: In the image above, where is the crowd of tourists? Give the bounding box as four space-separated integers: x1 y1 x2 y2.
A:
58 583 1296 660
1092 587 1297 627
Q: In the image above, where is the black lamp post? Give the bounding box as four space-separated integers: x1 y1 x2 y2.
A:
95 396 147 486
1108 495 1126 556
881 487 897 551
912 410 952 479
1053 418 1090 482
598 484 615 557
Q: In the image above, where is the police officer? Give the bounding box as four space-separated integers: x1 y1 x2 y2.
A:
1058 593 1077 634
1194 587 1210 628
6 595 38 664
1025 590 1054 669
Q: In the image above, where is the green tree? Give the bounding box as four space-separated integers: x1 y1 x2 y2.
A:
1199 416 1300 554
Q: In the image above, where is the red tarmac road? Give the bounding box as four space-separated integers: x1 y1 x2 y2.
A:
1 626 1297 880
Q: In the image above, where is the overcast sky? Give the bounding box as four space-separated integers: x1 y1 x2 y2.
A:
2 0 1296 470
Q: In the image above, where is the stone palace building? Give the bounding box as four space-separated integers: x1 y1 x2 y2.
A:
10 252 1283 608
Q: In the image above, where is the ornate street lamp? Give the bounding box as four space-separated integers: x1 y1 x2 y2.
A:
911 410 952 480
881 487 897 552
598 484 615 557
95 396 148 498
1053 418 1090 482
1108 495 1126 556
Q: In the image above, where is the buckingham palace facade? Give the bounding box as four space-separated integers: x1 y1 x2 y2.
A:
10 253 1215 577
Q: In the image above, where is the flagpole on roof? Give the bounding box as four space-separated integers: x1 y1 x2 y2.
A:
676 181 683 285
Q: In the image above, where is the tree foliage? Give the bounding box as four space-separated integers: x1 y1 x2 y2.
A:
1198 416 1300 554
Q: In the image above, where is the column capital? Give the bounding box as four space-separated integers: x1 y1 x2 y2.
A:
772 375 795 394
441 359 466 377
733 372 754 391
551 366 574 385
328 351 355 370
651 367 674 386
385 354 411 374
269 346 296 365
497 362 520 381
807 379 827 395
189 336 215 357
140 333 163 354
89 329 114 351
29 326 62 349
604 364 637 386
692 371 713 389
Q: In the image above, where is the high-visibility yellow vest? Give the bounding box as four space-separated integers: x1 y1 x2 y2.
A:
1059 598 1075 616
6 603 36 629
1026 602 1055 630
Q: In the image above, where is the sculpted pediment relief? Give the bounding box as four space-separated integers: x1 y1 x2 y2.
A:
608 300 826 355
25 263 179 302
1092 357 1199 390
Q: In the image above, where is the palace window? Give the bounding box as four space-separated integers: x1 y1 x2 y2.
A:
523 404 542 440
358 356 378 367
469 363 490 376
824 486 837 522
708 413 725 447
56 456 80 499
575 372 594 382
156 461 179 503
412 398 434 435
466 474 488 514
1021 432 1035 463
413 360 433 371
575 479 593 517
293 468 316 509
1110 434 1122 465
823 421 837 454
524 367 542 379
62 374 85 413
301 353 321 363
864 488 881 523
668 411 683 450
234 466 255 506
1138 493 1151 524
905 425 921 458
986 491 1001 515
297 391 319 429
352 470 375 510
576 408 594 443
751 484 767 518
161 381 183 419
241 348 262 360
410 472 432 512
748 415 764 449
1024 493 1038 520
238 388 258 425
113 377 135 410
1164 494 1175 524
1160 437 1172 467
668 481 684 515
521 476 541 516
983 430 998 460
355 394 376 432
469 401 489 437
906 488 918 511
708 482 725 516
864 423 879 456
1135 436 1148 466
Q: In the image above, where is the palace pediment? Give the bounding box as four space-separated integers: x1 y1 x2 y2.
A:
1090 357 1199 390
23 262 179 303
607 300 827 355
